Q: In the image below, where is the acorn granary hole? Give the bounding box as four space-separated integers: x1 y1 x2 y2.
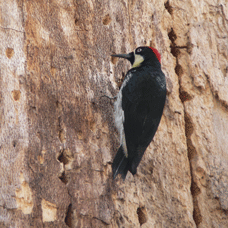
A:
6 47 14 59
137 207 147 226
65 203 72 227
102 14 111 25
12 90 21 101
164 0 173 15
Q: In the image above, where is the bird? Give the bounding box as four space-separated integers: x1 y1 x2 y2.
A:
111 46 166 180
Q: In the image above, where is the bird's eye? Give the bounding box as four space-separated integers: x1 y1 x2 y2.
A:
137 48 142 53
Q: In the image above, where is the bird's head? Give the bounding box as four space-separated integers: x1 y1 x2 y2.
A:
112 46 161 68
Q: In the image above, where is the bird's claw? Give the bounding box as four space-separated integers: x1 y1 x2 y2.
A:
101 94 117 100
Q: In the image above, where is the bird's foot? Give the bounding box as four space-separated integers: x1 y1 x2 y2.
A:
100 94 117 100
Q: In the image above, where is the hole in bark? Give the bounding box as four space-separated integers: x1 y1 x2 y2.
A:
57 150 69 165
184 113 197 161
175 63 183 76
64 55 73 60
30 106 36 110
195 209 203 225
74 18 79 25
164 0 173 14
59 171 69 184
13 141 17 147
168 28 180 58
11 90 21 101
171 46 180 58
137 207 147 226
184 113 193 138
186 134 197 161
192 191 202 226
57 149 73 184
168 28 177 44
103 14 111 25
191 181 201 196
6 47 14 59
179 91 192 103
57 149 74 165
65 203 72 227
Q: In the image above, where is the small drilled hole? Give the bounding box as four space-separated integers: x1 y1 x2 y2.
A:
102 14 111 25
137 207 147 226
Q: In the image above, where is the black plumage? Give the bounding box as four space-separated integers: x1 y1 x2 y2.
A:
112 47 166 180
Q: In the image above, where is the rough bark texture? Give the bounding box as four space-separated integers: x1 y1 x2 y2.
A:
0 0 227 227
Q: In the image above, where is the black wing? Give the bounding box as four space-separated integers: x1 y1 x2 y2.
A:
121 67 166 174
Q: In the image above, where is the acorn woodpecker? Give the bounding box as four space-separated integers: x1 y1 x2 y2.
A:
111 46 166 180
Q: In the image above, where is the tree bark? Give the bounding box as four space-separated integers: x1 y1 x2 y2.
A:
0 0 228 227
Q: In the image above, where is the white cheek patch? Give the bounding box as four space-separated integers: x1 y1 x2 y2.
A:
132 53 144 68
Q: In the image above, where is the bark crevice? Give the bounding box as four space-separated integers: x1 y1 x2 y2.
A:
167 19 200 226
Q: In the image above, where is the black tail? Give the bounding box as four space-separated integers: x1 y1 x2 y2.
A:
112 146 129 180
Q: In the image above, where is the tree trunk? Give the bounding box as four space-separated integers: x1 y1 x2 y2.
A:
0 0 228 227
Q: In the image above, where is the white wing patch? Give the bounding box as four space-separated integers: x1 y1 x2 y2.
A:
114 72 133 157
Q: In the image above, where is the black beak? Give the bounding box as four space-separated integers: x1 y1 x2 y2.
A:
111 52 134 65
